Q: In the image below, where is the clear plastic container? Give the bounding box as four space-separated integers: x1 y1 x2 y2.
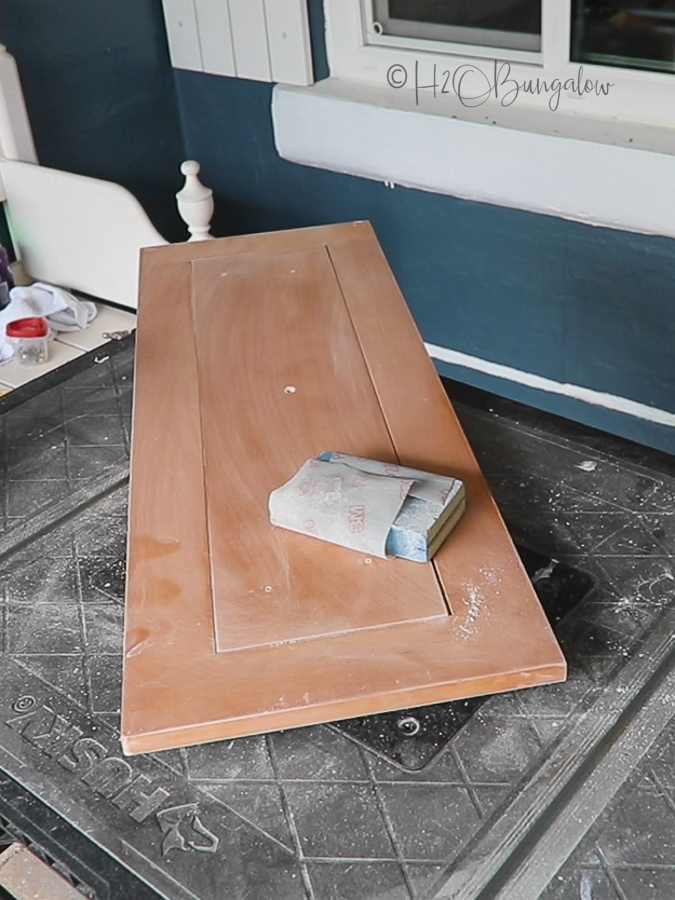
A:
6 317 50 366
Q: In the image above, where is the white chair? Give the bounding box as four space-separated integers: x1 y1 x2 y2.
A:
0 43 214 311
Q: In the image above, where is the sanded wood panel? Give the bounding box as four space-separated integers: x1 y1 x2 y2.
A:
122 223 566 756
327 238 562 670
123 257 215 739
190 246 448 652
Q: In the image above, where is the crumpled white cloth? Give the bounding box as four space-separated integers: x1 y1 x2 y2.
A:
0 283 97 364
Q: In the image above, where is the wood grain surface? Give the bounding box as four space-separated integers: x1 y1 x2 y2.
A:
121 222 566 755
191 245 448 652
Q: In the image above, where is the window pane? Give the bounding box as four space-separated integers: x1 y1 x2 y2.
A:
572 1 675 73
373 1 542 52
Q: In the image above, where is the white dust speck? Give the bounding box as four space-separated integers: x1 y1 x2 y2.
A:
576 460 597 472
457 568 500 637
459 585 486 638
580 873 593 900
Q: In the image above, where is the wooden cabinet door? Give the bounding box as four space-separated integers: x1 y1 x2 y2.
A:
121 222 565 756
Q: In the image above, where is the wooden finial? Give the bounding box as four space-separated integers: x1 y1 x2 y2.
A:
176 160 214 242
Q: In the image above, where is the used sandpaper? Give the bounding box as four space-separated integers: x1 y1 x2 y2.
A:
270 451 466 562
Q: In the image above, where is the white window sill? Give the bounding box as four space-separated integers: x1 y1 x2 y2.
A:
272 77 675 240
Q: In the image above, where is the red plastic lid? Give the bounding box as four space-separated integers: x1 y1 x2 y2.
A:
6 317 48 338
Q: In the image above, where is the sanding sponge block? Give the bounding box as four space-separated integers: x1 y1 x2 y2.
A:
269 451 466 562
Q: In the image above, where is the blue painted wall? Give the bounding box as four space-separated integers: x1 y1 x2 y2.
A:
2 0 186 241
174 70 675 453
5 0 674 451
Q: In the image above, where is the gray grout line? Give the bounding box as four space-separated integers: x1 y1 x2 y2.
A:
60 389 91 716
265 734 316 900
0 585 5 655
73 557 94 716
432 617 675 900
0 465 128 565
110 355 131 455
305 856 445 864
595 846 629 900
448 746 485 822
644 766 675 824
197 784 297 857
9 652 84 657
359 745 417 900
2 411 8 534
159 776 513 787
602 862 675 871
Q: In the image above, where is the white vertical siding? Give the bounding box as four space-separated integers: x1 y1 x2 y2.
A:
161 0 314 85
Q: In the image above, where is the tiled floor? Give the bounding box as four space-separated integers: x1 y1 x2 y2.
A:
0 303 135 392
0 348 675 899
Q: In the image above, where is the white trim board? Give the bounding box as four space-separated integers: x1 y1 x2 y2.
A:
425 343 675 428
273 79 675 240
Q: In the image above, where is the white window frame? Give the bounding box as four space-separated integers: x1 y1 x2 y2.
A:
326 0 675 128
272 0 675 243
365 0 543 60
